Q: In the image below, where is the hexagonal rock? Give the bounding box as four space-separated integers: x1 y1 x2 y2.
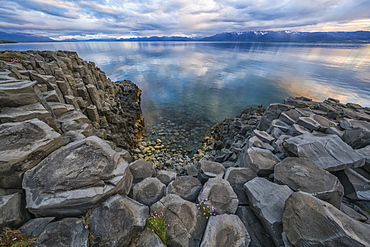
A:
23 136 133 217
243 147 281 176
156 170 177 185
297 116 321 131
167 176 202 202
0 80 40 107
279 109 301 125
200 214 250 247
244 177 293 247
253 129 275 144
274 157 344 208
342 120 370 149
0 192 30 228
283 192 370 247
257 103 293 131
129 159 156 183
88 195 148 247
151 194 207 247
34 218 89 247
133 177 166 206
283 133 364 171
134 228 165 247
224 167 257 204
0 119 65 188
200 160 225 178
198 177 239 215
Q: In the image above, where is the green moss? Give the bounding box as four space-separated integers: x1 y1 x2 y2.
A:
0 227 36 247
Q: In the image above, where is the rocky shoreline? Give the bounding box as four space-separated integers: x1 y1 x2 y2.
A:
1 50 370 246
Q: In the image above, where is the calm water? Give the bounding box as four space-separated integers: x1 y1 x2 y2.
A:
1 42 370 152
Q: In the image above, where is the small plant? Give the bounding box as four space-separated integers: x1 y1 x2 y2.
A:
146 211 169 245
196 198 216 219
0 51 24 62
0 227 36 247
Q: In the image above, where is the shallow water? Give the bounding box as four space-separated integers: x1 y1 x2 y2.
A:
2 41 370 152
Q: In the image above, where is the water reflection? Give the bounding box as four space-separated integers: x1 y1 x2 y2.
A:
1 41 370 151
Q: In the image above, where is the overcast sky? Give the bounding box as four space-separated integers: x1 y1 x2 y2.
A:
0 0 369 40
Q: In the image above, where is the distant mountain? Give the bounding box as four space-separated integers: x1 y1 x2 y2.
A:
0 31 54 42
201 31 370 43
62 36 195 42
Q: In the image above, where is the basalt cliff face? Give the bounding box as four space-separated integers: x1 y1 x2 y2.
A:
1 51 370 247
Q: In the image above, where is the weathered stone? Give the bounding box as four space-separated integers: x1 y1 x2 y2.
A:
86 105 100 122
224 167 257 204
0 119 65 188
356 145 370 172
248 136 274 151
19 217 55 238
134 228 166 247
198 177 238 215
253 129 275 144
0 192 30 228
279 109 301 125
283 192 370 246
334 169 370 201
129 159 156 183
236 206 275 247
200 160 225 178
167 176 202 202
0 80 40 107
287 123 310 136
283 133 364 171
244 177 293 246
89 195 148 247
34 218 88 247
274 157 344 208
343 121 370 149
200 214 250 247
340 203 369 223
156 170 177 185
297 116 321 131
23 136 133 217
268 119 291 132
312 114 337 129
133 177 166 206
243 147 281 176
257 103 293 131
151 194 207 247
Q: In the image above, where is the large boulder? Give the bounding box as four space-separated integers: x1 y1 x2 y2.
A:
243 147 281 176
0 119 65 188
198 177 239 215
167 176 202 202
23 136 133 217
283 192 370 246
224 167 257 204
200 214 250 247
257 103 293 131
134 228 166 247
0 192 30 228
283 133 364 171
129 159 156 183
151 194 207 247
132 177 166 206
200 160 225 178
274 157 344 208
244 177 293 246
0 80 40 107
88 195 148 247
19 217 55 238
342 120 370 149
33 218 89 247
334 169 370 201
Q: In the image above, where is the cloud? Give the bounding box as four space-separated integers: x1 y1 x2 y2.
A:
0 0 369 39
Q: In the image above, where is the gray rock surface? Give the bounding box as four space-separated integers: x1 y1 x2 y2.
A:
198 177 239 215
33 218 88 247
133 228 166 247
200 214 250 247
0 119 65 188
253 129 275 143
167 176 202 202
156 170 177 185
274 157 344 208
244 177 293 246
283 192 370 247
243 147 281 176
200 160 225 178
0 192 30 228
283 133 365 171
343 121 370 149
224 167 257 204
296 116 321 131
236 206 275 247
133 177 166 206
0 80 40 107
89 194 148 247
129 159 156 183
335 169 370 201
151 194 207 247
257 103 293 131
23 136 133 217
19 217 55 238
